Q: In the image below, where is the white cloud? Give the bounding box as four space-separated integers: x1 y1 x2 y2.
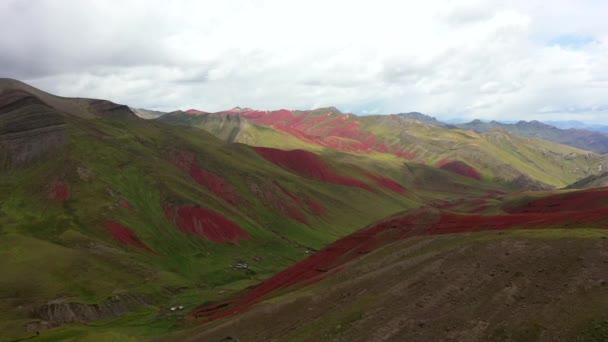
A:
1 0 608 122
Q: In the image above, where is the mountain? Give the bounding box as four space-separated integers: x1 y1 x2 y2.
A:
130 107 166 119
177 187 608 341
457 119 608 154
546 120 608 133
3 79 608 340
396 111 447 126
1 79 509 340
159 108 603 189
566 172 608 189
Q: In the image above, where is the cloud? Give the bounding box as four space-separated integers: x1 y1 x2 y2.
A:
1 0 608 123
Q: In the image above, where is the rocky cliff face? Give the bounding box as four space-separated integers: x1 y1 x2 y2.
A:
88 99 140 120
30 293 151 325
566 171 608 189
0 89 67 167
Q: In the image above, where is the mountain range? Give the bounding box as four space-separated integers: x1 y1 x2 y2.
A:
456 119 608 154
546 120 608 133
145 107 608 155
2 79 608 341
157 107 606 190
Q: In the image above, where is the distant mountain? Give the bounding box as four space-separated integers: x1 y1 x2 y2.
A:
546 120 608 133
457 119 608 154
130 107 166 119
5 79 608 341
566 171 608 189
397 112 446 126
160 108 602 189
1 79 436 340
443 118 470 124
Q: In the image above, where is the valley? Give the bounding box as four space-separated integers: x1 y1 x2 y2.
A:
1 79 607 341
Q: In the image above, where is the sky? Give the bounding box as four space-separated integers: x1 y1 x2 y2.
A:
1 0 608 123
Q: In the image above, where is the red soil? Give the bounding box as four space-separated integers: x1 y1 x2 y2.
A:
186 109 207 115
102 221 155 253
251 181 306 223
217 109 418 160
272 181 304 205
49 180 70 201
505 188 608 214
172 151 238 205
191 220 389 321
270 182 308 223
253 147 374 192
164 205 250 244
376 143 389 153
365 173 406 194
284 205 308 224
272 180 327 218
437 159 482 180
190 188 608 321
119 200 133 209
306 198 327 216
394 148 417 160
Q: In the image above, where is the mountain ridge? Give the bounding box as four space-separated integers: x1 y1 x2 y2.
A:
3 80 608 340
159 108 602 189
456 118 608 154
3 80 507 340
152 103 608 155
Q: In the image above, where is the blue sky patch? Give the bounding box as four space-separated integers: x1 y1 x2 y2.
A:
549 34 597 50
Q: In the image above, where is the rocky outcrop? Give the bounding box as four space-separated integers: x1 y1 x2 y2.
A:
565 171 608 189
0 90 67 167
88 99 139 120
131 107 166 119
30 293 151 324
508 174 553 191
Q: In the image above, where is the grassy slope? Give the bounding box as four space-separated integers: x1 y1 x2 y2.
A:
566 171 608 189
1 88 448 340
360 116 596 188
3 81 605 340
160 110 599 189
157 111 325 151
457 119 608 154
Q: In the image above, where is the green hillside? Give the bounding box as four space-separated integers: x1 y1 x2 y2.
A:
159 109 601 189
3 79 608 341
1 79 509 340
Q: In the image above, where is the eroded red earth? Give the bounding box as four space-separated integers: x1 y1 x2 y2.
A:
164 205 250 245
273 181 328 217
305 198 327 216
102 221 156 253
49 180 70 201
437 159 482 180
251 181 309 224
119 200 133 209
253 147 374 192
171 150 238 205
190 188 608 321
185 109 207 115
216 108 417 160
365 173 406 194
505 188 608 214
